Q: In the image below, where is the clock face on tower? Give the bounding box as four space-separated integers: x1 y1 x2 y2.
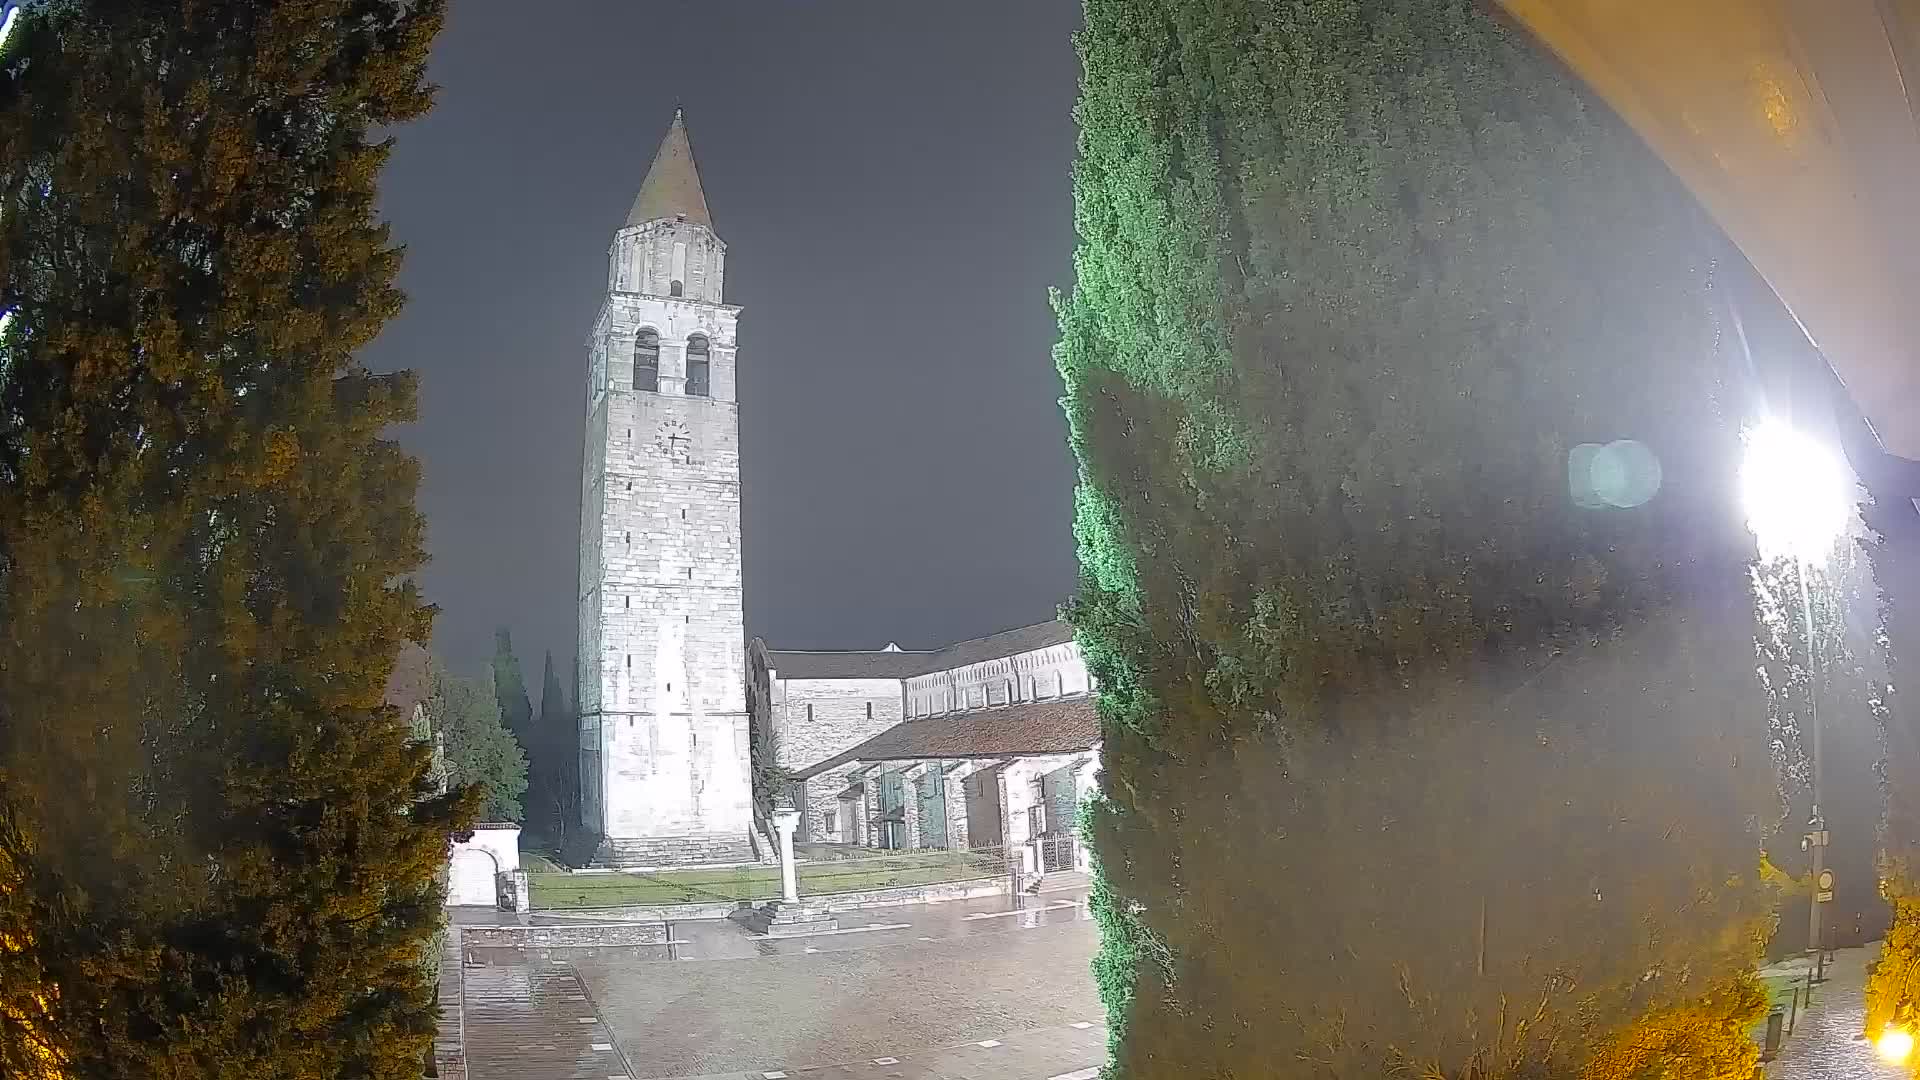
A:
655 418 692 462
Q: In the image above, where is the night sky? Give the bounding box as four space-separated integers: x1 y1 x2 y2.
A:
359 3 1086 685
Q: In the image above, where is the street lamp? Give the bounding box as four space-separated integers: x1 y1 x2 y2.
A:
1739 419 1852 565
1879 1025 1915 1065
1740 418 1855 981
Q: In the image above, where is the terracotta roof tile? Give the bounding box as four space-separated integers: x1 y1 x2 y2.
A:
768 619 1076 681
794 696 1100 779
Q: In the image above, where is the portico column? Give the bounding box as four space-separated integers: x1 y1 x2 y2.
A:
771 807 800 903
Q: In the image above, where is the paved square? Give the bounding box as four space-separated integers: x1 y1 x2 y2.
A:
577 917 1099 1076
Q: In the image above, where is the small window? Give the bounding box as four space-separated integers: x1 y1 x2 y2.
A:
686 335 711 397
670 280 684 297
823 809 837 836
624 596 629 609
806 704 814 722
634 329 659 392
866 701 873 719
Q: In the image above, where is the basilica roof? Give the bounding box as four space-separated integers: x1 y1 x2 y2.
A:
764 648 937 680
767 619 1076 682
792 695 1100 779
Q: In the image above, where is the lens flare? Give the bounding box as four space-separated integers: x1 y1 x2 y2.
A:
1877 1025 1914 1064
1738 420 1853 563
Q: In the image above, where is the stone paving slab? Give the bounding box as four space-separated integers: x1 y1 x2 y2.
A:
450 887 1104 1080
461 952 640 1080
469 892 1090 965
436 933 468 1080
579 918 1102 1076
660 1021 1106 1080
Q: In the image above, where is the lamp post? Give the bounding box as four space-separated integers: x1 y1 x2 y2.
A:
1739 419 1853 980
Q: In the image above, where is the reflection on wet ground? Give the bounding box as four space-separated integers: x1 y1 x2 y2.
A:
450 886 1102 1079
466 889 1092 965
1768 946 1901 1080
460 955 637 1080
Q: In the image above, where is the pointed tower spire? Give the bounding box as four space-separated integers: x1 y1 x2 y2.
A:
626 106 713 230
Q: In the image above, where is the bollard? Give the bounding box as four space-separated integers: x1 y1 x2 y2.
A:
1764 1008 1785 1060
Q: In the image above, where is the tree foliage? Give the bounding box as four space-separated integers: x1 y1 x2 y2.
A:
428 659 528 823
1055 1 1779 1076
490 626 534 748
0 1 475 1076
1865 461 1920 1046
528 650 581 845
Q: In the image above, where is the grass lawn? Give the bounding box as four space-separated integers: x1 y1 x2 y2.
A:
521 852 565 874
530 849 1005 909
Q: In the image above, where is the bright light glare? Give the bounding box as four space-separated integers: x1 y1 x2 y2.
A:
1739 419 1853 564
1878 1026 1914 1064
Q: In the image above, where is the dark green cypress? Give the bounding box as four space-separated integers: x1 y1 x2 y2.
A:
1056 1 1779 1075
490 626 535 748
0 2 476 1076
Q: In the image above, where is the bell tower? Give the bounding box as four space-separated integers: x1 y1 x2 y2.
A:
577 108 753 865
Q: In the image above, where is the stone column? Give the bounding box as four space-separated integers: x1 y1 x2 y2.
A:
771 808 800 903
944 768 970 851
900 765 922 851
862 776 883 848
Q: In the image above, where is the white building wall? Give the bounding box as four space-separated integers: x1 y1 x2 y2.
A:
771 675 904 841
904 642 1092 719
447 824 521 907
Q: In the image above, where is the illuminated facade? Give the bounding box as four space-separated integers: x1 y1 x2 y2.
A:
577 110 754 866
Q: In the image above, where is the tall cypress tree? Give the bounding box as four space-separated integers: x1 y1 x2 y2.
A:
490 626 534 748
0 2 475 1076
532 650 580 845
1056 1 1780 1076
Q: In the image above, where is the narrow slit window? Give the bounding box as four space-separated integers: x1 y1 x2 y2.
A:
686 335 711 397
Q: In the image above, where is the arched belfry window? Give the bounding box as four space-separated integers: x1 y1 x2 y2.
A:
634 328 659 392
686 335 711 397
670 280 684 297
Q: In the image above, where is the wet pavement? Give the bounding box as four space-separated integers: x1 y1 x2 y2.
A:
447 904 1920 1080
450 887 1104 1079
1768 945 1903 1080
465 889 1093 966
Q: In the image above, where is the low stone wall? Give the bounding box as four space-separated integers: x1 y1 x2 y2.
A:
462 922 671 948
